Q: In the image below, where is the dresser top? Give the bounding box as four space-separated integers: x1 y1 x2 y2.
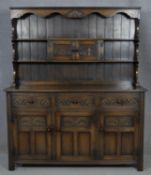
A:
10 6 141 19
5 82 146 93
10 7 141 9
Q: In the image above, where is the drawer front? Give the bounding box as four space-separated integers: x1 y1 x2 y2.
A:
100 93 139 110
56 94 95 110
12 93 50 109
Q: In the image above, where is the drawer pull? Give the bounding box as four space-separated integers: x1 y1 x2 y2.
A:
72 100 79 105
47 126 55 133
116 99 124 105
27 99 34 104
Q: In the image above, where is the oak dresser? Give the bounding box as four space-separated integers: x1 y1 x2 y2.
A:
6 7 145 171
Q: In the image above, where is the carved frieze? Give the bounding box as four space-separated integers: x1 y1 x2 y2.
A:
101 96 138 107
105 116 134 128
13 95 50 108
11 8 140 20
56 96 93 108
18 116 46 131
61 116 90 128
64 9 85 18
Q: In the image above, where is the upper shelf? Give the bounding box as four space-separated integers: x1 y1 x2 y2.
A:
12 38 139 42
10 7 141 19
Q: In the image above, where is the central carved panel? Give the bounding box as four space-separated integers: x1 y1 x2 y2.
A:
56 95 94 108
61 116 90 128
13 95 50 108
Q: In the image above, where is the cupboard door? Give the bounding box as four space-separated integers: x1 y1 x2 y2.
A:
13 112 52 160
48 40 74 60
78 40 97 60
99 111 138 161
55 112 96 161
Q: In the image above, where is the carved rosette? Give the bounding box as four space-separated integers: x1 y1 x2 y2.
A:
64 9 85 18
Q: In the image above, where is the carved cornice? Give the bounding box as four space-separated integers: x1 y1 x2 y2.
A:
64 9 85 18
10 8 140 19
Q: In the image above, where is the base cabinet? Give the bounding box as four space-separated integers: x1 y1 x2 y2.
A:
7 92 144 171
13 112 52 160
100 111 138 160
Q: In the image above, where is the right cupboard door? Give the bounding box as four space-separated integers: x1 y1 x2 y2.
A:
99 111 138 161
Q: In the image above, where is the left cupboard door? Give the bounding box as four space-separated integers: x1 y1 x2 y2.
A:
12 112 52 160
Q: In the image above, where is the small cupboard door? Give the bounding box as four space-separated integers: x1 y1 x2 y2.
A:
55 112 96 161
98 111 138 161
13 112 52 160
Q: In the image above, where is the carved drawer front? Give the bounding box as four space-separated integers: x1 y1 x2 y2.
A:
47 39 100 61
12 93 50 109
101 93 139 109
56 94 94 110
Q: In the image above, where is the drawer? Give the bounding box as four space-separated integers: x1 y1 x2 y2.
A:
12 93 50 109
100 93 139 109
56 94 95 109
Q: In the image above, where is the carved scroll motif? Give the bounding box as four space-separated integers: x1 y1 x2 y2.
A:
11 8 140 19
102 96 138 107
64 9 85 18
57 96 93 108
19 116 46 131
62 116 90 128
13 95 49 108
105 116 134 128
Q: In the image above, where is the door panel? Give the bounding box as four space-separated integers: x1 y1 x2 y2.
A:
55 112 96 161
99 111 138 160
14 112 52 160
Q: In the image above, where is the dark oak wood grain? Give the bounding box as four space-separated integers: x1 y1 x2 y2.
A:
6 7 145 171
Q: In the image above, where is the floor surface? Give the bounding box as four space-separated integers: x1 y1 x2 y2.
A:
0 154 151 175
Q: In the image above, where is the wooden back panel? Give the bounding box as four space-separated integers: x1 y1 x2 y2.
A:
12 13 135 82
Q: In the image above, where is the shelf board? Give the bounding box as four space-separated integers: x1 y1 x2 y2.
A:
12 38 139 42
13 60 138 64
